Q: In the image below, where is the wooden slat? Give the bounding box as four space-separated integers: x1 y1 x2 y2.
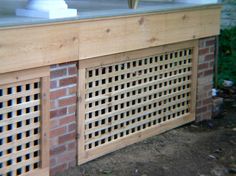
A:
78 41 197 164
86 79 191 113
0 134 40 152
86 54 192 82
77 68 87 165
0 6 221 74
0 100 40 114
80 40 195 69
0 67 49 85
85 65 192 94
79 113 194 164
0 67 50 176
40 76 50 170
85 97 190 136
85 88 191 124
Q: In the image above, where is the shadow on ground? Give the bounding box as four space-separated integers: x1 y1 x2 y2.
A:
57 102 236 176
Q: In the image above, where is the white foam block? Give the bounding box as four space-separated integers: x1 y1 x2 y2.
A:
16 8 78 19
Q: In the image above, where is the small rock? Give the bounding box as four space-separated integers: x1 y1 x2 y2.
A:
214 148 223 154
191 124 198 128
207 122 214 129
99 169 112 174
232 128 236 131
209 155 217 160
228 168 236 174
211 166 227 176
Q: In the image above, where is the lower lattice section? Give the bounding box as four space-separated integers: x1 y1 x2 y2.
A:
0 68 49 176
78 41 198 164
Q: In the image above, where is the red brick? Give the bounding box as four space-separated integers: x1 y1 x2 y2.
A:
196 106 207 114
50 138 59 149
50 80 58 89
199 48 209 55
204 84 212 90
50 107 67 119
204 54 215 62
58 132 76 144
68 67 77 75
50 163 67 176
50 145 66 156
197 72 204 78
50 158 57 167
210 46 215 53
59 115 76 126
68 86 77 95
67 141 76 150
68 159 77 168
59 77 77 87
204 69 213 76
51 89 67 100
206 38 215 46
58 96 76 107
50 126 66 138
198 63 208 70
51 68 67 79
68 105 76 114
50 101 56 109
68 123 76 132
203 98 212 105
50 119 59 129
56 151 76 163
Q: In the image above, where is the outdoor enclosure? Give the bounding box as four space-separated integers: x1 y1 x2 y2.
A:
78 41 198 164
0 0 221 175
0 68 50 176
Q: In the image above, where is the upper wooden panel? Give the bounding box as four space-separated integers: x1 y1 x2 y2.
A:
0 5 221 74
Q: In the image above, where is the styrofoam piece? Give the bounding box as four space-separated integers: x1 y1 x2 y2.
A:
16 8 77 19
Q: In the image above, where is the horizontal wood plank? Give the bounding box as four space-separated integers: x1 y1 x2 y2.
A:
0 6 221 74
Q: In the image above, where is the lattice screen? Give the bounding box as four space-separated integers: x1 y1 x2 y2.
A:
0 68 49 176
78 41 198 164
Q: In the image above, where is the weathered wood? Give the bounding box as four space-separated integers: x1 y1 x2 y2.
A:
0 6 221 74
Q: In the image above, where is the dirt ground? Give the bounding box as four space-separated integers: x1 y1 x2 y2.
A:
57 102 236 176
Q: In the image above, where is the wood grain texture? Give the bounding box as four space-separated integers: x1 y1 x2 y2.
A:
0 67 50 176
77 40 198 164
0 6 221 74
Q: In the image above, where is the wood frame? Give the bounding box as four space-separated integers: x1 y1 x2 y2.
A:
77 40 198 165
0 5 221 74
0 67 50 176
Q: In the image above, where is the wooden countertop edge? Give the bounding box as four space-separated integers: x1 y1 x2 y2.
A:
0 4 222 30
0 5 222 75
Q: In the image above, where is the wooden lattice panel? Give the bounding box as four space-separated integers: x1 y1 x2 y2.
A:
78 41 198 164
0 68 50 176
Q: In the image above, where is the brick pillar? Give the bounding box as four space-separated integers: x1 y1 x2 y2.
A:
196 37 216 122
49 62 78 175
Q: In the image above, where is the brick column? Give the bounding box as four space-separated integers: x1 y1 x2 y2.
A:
49 62 78 175
196 37 216 122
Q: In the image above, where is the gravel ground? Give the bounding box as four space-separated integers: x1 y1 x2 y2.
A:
57 103 236 176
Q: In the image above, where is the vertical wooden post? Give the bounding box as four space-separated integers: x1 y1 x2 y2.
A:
40 74 50 174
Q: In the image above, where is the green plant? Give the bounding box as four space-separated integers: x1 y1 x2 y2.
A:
217 26 236 87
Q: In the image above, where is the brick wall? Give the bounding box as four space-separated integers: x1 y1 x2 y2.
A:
196 37 216 122
49 62 78 175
